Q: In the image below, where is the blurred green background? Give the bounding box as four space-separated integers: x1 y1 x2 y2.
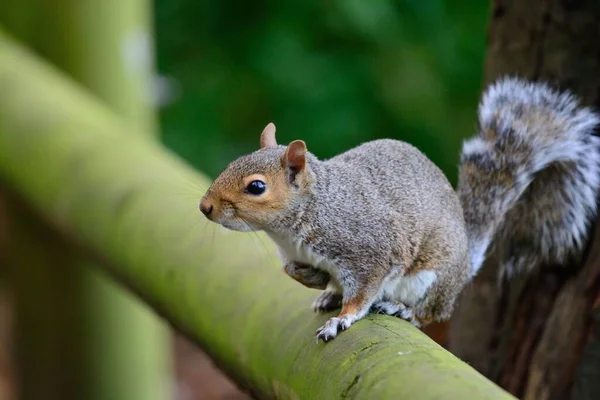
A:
0 2 493 399
155 0 489 184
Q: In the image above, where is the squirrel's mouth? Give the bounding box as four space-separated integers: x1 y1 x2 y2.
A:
218 217 257 232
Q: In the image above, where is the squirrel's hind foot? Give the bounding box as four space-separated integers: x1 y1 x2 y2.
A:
312 290 342 312
371 300 421 328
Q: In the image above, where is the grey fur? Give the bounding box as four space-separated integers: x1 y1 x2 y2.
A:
204 139 469 341
200 77 600 341
460 77 600 277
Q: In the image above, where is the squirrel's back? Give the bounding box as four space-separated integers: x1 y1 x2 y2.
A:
458 77 600 277
328 139 453 195
331 139 457 198
324 138 465 244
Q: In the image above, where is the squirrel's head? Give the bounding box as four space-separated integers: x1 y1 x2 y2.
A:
199 123 315 231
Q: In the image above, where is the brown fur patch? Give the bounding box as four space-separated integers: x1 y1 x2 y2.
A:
339 293 366 317
208 167 294 227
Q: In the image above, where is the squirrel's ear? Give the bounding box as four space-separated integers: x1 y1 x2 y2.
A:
282 140 307 183
260 123 277 149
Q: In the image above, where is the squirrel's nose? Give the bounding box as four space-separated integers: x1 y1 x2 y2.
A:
199 198 213 217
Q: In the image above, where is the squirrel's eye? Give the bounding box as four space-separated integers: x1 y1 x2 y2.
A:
246 180 266 195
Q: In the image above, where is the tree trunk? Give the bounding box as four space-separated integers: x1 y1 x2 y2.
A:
449 1 600 399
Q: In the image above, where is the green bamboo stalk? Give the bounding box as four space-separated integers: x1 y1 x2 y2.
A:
0 29 515 399
0 2 93 399
49 0 158 135
44 2 171 399
0 1 170 399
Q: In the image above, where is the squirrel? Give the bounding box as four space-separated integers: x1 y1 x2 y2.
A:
199 77 600 342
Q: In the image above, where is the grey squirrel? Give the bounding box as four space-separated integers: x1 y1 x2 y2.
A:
199 77 600 342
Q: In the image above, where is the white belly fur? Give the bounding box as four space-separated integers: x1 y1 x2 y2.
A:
267 232 436 305
381 269 437 306
266 232 341 281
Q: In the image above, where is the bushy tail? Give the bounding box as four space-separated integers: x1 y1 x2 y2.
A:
458 77 600 278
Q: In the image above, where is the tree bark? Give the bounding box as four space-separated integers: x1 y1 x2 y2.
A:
0 28 516 400
449 1 600 399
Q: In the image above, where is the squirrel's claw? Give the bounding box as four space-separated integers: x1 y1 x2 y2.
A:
316 318 339 342
315 316 354 342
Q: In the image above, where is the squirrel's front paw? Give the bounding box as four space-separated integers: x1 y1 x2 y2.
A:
284 262 330 290
315 315 354 342
312 290 342 313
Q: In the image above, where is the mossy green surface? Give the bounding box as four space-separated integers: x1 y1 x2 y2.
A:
0 29 514 400
0 2 170 398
